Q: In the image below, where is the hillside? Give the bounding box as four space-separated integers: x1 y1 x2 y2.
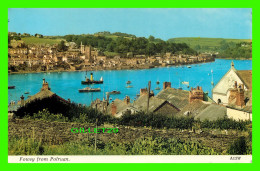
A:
21 37 65 45
167 37 252 53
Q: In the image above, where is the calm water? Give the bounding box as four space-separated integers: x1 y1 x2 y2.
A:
8 59 252 105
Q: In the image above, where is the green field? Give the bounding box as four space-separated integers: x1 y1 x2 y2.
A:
21 37 65 45
167 37 252 52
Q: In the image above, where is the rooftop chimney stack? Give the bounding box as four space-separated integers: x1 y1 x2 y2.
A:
111 101 117 116
41 78 51 91
189 86 204 103
163 82 171 89
124 96 130 105
236 84 245 107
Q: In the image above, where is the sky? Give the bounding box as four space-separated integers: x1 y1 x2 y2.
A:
8 8 252 40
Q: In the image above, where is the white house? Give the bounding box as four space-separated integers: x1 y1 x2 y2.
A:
212 61 252 105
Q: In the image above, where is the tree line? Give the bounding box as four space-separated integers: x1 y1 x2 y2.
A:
64 34 197 56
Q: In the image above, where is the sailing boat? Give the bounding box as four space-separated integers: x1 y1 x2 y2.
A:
211 69 214 85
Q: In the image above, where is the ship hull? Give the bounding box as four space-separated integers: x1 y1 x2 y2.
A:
81 81 103 85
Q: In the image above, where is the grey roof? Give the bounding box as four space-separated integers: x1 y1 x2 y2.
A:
155 88 189 110
133 95 167 112
195 104 227 121
177 100 210 117
107 99 130 115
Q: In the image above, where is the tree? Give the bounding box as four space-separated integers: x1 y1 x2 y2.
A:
148 35 155 42
57 40 68 52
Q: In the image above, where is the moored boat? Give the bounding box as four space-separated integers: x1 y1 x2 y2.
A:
155 87 160 90
79 87 101 93
81 73 103 85
109 90 121 94
8 86 15 89
126 85 133 88
126 81 131 84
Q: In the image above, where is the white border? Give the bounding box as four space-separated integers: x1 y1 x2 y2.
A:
8 155 252 163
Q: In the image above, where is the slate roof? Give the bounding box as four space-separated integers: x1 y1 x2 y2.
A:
177 100 210 117
155 88 189 110
194 104 227 121
107 99 130 115
133 95 168 112
236 70 252 91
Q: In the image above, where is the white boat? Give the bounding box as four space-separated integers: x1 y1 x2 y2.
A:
181 81 189 85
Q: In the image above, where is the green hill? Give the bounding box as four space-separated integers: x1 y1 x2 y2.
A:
21 37 65 45
167 37 252 53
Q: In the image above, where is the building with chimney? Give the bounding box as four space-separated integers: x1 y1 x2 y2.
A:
212 61 252 105
226 82 252 121
8 79 70 113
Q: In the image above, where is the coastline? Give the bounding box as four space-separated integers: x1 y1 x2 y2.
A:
8 59 220 75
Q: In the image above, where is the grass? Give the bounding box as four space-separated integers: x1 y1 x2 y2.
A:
21 37 65 45
167 37 252 52
9 136 223 155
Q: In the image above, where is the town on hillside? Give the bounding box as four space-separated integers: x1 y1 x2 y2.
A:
8 32 215 73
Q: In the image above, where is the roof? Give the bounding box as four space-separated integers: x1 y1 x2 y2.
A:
177 100 210 117
194 104 227 121
25 89 54 103
155 88 189 110
133 95 168 112
213 67 252 95
107 99 130 115
236 70 252 91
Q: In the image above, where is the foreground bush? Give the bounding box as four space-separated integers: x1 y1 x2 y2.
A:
9 136 220 155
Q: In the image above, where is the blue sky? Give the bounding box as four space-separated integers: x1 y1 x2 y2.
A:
8 8 252 40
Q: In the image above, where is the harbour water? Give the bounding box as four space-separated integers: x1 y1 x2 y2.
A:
8 59 252 105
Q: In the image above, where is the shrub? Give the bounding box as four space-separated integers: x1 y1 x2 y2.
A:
227 136 248 155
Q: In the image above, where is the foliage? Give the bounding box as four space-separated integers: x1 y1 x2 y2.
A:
218 42 252 59
24 109 69 122
227 136 251 155
168 37 251 53
64 33 197 56
57 40 68 52
200 118 250 131
9 136 220 155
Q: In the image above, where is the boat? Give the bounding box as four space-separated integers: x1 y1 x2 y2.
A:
126 85 133 88
24 92 30 94
156 81 160 84
155 87 160 90
126 81 131 84
8 86 15 89
109 90 121 94
181 81 189 85
79 87 101 93
81 73 103 85
187 66 191 68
